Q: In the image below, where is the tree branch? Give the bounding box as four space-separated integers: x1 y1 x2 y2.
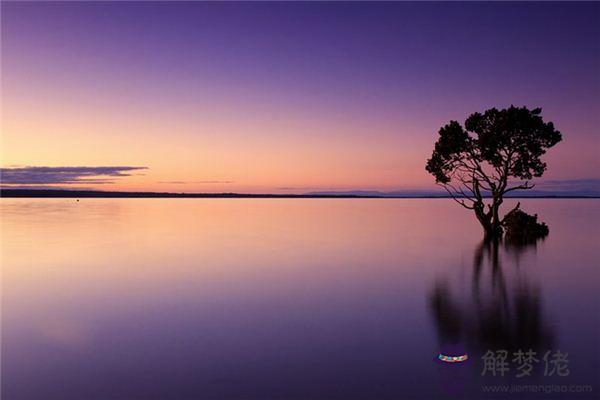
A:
503 181 535 194
500 202 521 224
437 183 475 209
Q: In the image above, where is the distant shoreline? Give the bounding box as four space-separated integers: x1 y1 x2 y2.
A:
1 189 598 199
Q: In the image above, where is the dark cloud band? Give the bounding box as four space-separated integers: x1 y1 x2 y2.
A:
537 179 600 189
157 180 233 184
0 166 147 185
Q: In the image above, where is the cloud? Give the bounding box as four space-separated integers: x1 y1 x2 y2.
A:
157 180 233 184
276 186 331 191
0 185 93 191
0 166 147 185
536 178 600 190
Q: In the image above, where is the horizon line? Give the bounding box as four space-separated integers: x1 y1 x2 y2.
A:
1 188 598 199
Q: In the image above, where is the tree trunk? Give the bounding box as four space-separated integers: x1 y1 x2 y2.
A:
490 195 504 238
474 203 502 239
483 223 503 239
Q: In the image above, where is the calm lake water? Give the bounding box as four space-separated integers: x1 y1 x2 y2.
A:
1 199 598 399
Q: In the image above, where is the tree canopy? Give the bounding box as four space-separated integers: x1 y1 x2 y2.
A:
426 106 562 237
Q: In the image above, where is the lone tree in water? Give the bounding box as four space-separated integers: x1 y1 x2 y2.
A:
426 106 562 238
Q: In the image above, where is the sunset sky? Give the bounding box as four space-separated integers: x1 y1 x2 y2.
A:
1 2 599 193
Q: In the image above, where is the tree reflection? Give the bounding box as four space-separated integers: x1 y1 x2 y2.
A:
429 238 554 354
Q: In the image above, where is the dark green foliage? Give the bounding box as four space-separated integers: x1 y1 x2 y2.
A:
425 106 562 238
503 209 549 244
426 106 562 185
426 121 472 184
464 107 562 180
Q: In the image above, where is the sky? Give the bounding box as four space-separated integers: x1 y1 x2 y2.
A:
1 2 599 194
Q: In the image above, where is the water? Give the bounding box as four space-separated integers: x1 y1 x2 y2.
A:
1 199 598 399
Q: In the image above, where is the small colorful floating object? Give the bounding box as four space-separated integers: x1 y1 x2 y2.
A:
438 354 468 363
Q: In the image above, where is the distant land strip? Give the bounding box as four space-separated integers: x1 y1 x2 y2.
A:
0 189 371 198
0 189 598 199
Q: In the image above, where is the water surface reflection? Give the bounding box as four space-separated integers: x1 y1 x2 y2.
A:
430 239 554 355
1 199 598 399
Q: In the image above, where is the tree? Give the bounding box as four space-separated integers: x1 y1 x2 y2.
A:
425 106 562 238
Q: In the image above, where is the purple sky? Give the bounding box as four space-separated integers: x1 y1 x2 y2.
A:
1 2 599 193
